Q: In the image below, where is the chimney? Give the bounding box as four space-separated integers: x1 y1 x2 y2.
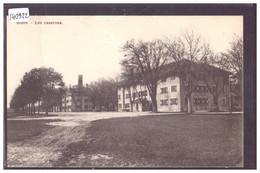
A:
78 75 83 87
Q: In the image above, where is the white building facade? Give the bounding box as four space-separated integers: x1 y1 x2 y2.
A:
118 62 230 113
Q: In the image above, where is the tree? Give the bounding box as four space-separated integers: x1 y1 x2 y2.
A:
38 68 63 115
121 39 171 112
201 57 230 111
220 35 243 97
11 67 64 115
166 30 212 113
20 69 44 114
10 85 27 112
88 81 100 111
88 78 119 111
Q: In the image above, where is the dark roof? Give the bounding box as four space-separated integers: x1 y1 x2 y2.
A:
118 59 231 87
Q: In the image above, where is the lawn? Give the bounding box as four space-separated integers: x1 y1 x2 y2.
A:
53 113 243 168
7 117 60 143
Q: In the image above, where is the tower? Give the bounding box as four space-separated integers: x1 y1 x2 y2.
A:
78 75 83 87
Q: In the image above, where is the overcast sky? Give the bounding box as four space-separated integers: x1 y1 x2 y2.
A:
7 16 243 106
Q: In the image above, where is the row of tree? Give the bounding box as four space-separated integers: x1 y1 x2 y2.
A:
120 30 243 113
10 67 119 114
10 67 64 114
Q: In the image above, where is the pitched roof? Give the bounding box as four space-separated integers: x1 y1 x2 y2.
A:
118 59 231 87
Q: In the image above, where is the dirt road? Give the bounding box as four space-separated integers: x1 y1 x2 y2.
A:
7 112 156 167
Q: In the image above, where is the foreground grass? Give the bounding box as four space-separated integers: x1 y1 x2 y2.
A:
54 114 243 168
7 119 60 143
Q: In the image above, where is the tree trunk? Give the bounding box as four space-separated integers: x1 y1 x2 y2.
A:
38 100 40 115
29 103 30 114
151 96 158 112
214 97 219 111
187 95 192 114
60 102 62 112
46 102 48 115
33 103 36 114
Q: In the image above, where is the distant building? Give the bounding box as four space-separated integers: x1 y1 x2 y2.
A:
117 60 231 112
62 75 94 112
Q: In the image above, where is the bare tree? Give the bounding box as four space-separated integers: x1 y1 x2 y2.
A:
121 39 171 112
220 35 243 97
201 56 230 111
166 30 212 113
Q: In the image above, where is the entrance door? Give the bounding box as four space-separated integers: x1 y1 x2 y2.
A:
136 103 139 111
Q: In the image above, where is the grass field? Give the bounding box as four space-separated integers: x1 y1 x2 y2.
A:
7 119 60 143
53 114 243 168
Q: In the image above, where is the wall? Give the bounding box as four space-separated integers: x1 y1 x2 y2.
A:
157 76 181 112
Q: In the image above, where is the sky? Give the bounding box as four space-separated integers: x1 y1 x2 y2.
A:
7 15 243 106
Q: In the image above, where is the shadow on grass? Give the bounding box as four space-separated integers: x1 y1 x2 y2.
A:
53 114 243 168
7 119 62 143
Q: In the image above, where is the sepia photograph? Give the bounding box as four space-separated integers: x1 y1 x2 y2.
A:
4 4 256 169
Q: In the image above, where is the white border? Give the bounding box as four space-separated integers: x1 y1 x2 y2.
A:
1 1 257 172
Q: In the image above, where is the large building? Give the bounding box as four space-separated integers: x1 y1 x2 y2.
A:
117 60 231 112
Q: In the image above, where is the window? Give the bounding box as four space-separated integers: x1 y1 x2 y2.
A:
125 103 130 108
193 97 198 105
170 98 178 105
194 96 208 105
201 86 204 92
160 99 168 106
161 87 168 94
118 88 121 91
118 104 122 109
171 85 177 92
205 96 209 104
197 86 200 92
66 100 69 103
125 94 130 99
171 76 176 80
197 97 201 104
132 92 137 98
201 97 205 104
118 95 121 100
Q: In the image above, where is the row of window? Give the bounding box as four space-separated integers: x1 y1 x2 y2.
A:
191 96 227 106
119 97 228 109
160 98 178 106
160 85 177 94
119 90 148 100
192 73 207 81
193 97 209 105
193 85 208 92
